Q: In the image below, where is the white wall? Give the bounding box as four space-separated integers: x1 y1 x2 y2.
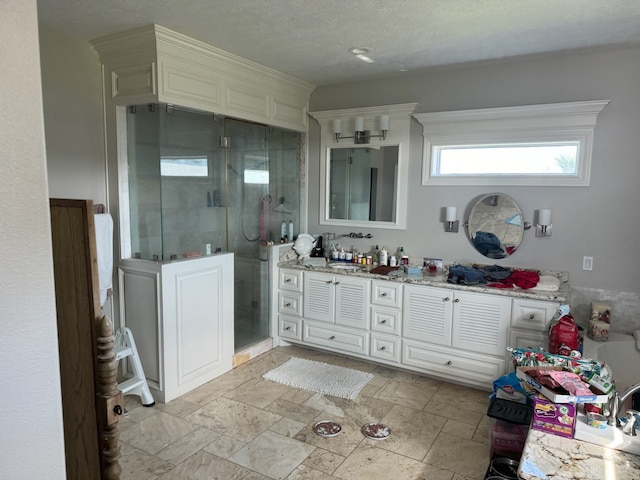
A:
0 2 66 478
309 47 640 331
40 27 107 202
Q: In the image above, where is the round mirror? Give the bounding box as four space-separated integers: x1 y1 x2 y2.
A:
466 193 525 259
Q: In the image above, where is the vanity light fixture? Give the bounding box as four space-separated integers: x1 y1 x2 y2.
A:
536 208 552 237
444 206 459 233
332 115 390 144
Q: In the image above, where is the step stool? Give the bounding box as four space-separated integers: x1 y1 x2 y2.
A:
114 327 155 407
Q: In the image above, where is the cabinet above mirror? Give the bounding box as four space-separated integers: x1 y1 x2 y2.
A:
310 103 418 230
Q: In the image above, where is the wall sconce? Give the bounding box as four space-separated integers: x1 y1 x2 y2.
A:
536 209 552 237
333 115 389 144
444 206 459 233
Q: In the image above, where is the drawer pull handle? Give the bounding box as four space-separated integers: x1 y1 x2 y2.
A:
329 335 336 340
529 314 535 319
454 298 460 303
444 297 450 302
285 326 291 331
284 302 292 307
380 319 387 324
334 281 340 285
446 360 453 366
381 292 388 297
380 346 386 351
285 278 292 283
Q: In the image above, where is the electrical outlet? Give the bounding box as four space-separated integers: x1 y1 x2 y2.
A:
583 256 593 271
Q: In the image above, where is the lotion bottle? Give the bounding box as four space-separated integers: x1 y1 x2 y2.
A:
379 246 388 266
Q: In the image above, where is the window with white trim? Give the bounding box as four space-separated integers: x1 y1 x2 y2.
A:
414 100 609 186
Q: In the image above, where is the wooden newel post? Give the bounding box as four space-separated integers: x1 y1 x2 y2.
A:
96 314 124 479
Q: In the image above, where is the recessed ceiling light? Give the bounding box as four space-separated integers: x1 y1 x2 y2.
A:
349 47 374 63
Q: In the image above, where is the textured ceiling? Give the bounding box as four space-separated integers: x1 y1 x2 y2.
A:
37 0 640 86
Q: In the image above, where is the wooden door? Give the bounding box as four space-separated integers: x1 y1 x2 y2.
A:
50 199 123 479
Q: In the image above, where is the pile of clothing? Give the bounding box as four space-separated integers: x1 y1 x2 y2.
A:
447 264 540 289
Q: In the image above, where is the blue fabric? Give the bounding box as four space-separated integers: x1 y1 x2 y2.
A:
472 231 506 259
447 264 485 285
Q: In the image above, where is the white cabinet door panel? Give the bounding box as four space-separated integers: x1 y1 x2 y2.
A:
335 277 370 329
303 272 335 322
402 285 452 346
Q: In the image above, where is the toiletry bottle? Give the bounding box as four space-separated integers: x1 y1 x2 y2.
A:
379 246 388 266
288 220 294 242
399 246 409 266
389 255 397 267
373 245 380 265
281 221 287 243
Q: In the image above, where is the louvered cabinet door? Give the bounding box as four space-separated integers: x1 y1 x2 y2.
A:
451 291 511 357
334 276 370 329
402 285 452 346
303 271 335 322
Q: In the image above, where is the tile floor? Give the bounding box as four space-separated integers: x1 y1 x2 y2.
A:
118 345 493 480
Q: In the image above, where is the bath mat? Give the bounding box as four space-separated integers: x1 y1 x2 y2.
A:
262 357 373 400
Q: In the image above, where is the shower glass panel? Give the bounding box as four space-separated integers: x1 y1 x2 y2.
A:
126 105 302 352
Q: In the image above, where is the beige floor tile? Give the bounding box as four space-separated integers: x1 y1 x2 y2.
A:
120 411 198 455
374 378 439 410
229 430 316 479
442 418 476 439
158 450 250 480
265 397 324 424
423 431 490 479
154 398 203 419
308 393 395 427
180 369 255 406
418 464 457 480
187 396 282 442
280 388 316 404
269 416 307 438
203 435 246 459
423 396 486 426
225 377 292 408
119 442 174 480
472 414 491 444
156 427 220 465
429 383 490 414
286 464 340 479
370 404 447 460
332 443 428 480
302 448 345 474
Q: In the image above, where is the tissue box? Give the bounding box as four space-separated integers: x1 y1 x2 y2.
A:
531 395 576 438
404 265 422 275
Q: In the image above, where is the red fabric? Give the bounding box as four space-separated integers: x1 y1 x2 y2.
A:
487 270 540 289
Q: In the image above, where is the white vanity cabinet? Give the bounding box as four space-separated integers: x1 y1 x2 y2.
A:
401 284 511 388
370 280 403 363
119 253 234 403
278 269 303 341
509 298 558 350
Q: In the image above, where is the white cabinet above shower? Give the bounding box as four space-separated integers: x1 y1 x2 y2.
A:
119 253 234 403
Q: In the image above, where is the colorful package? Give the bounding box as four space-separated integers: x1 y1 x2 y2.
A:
532 396 576 438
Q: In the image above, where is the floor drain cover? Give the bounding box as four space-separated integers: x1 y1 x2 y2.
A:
362 422 391 440
313 420 342 437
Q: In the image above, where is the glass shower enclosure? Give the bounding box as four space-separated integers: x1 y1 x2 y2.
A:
125 104 302 351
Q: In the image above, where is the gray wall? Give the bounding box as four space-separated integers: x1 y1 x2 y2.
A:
309 47 640 331
0 2 66 477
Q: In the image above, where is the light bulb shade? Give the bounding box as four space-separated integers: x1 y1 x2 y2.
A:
538 209 552 226
354 116 365 132
379 115 390 131
445 206 457 222
332 119 342 134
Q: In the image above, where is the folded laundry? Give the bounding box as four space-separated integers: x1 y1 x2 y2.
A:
447 264 485 285
488 269 540 289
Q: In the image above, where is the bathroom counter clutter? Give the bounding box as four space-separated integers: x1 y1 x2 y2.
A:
278 260 568 302
518 428 640 479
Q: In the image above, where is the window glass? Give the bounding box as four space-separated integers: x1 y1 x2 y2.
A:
160 156 209 177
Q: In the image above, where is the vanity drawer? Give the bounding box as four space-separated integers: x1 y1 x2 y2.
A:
303 320 369 356
279 315 302 341
371 306 401 335
511 299 558 331
278 291 303 316
509 329 547 351
402 339 506 387
371 280 402 308
370 333 400 363
279 269 303 292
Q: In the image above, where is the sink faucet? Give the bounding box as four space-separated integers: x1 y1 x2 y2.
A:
607 382 640 432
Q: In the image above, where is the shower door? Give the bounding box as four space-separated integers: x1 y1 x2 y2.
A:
225 119 302 350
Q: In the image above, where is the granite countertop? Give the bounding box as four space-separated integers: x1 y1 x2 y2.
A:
278 260 569 302
519 429 640 479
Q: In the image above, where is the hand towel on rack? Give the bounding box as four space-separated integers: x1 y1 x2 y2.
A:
94 213 113 306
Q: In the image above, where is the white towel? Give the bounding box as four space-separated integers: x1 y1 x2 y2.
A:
529 274 561 292
94 213 113 306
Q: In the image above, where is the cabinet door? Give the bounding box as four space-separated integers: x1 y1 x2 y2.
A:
335 276 370 329
303 271 335 322
402 285 452 346
451 291 511 357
